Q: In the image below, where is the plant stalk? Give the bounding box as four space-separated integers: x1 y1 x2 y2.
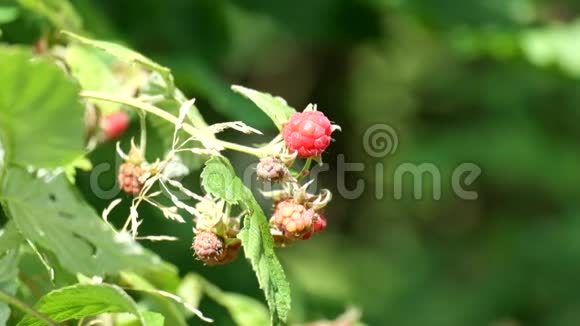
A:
0 289 59 326
80 91 263 157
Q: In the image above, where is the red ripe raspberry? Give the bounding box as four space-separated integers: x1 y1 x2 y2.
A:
283 111 332 158
271 200 314 238
192 232 240 266
301 214 327 240
313 214 327 232
101 111 130 140
118 162 144 195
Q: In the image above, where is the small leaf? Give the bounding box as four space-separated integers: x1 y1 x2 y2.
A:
0 47 85 168
63 31 175 96
200 157 291 324
1 167 158 276
17 283 146 326
200 157 245 204
17 0 81 32
231 85 296 131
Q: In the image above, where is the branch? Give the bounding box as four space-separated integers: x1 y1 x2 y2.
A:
0 289 59 326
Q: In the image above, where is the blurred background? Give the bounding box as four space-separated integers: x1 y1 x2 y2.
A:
4 0 580 325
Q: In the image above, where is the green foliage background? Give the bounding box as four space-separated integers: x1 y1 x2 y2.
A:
3 0 580 325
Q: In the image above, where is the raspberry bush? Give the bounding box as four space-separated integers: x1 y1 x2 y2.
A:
0 3 339 326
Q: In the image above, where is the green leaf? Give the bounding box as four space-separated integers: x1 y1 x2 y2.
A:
0 47 85 168
237 202 291 325
200 157 291 324
17 0 81 32
231 85 296 131
0 250 20 325
142 311 165 326
0 139 5 182
120 272 187 326
0 6 18 25
115 311 165 326
63 31 175 96
521 20 580 77
65 43 122 114
200 157 245 204
176 274 203 315
0 221 23 253
17 283 147 326
0 167 157 276
199 275 270 326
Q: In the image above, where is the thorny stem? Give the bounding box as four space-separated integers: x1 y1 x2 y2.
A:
0 289 59 326
137 109 147 152
81 91 264 157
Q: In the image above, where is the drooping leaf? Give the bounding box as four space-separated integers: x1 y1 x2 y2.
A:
0 47 84 168
17 0 82 32
0 250 20 326
17 283 147 326
120 272 187 326
63 31 175 96
176 274 204 315
231 85 296 131
0 167 158 276
200 157 291 324
237 201 291 325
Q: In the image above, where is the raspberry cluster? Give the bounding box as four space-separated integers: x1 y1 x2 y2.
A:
270 199 327 243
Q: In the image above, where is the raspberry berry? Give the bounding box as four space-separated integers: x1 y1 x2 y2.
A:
256 157 288 181
101 111 130 140
192 231 240 266
283 110 332 158
118 162 144 195
313 214 327 232
271 199 315 238
301 214 327 240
